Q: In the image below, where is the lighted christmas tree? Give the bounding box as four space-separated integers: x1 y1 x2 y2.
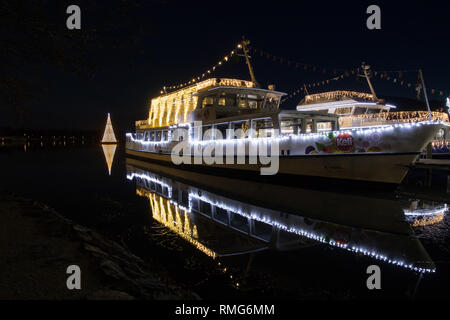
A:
102 144 117 175
101 113 117 143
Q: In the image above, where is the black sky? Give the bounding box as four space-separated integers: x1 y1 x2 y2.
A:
2 0 450 132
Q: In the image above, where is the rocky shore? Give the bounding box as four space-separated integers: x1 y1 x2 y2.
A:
0 191 199 300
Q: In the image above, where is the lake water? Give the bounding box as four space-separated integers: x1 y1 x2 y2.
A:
1 143 449 300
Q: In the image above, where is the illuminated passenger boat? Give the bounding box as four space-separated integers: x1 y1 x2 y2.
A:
126 77 445 186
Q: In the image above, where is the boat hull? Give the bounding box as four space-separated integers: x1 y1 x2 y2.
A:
125 148 418 185
126 122 444 186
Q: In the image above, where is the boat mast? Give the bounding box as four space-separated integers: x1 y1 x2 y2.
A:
241 37 260 88
361 62 378 100
418 69 432 120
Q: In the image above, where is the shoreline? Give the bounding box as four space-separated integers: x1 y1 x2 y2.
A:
0 191 199 300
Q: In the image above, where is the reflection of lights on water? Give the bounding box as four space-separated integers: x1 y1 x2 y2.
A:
189 192 435 273
102 144 117 176
404 204 447 227
127 172 172 197
128 169 436 274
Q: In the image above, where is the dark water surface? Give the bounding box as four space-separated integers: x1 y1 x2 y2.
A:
1 144 449 300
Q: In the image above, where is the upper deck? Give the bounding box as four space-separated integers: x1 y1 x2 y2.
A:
296 90 394 116
136 78 286 130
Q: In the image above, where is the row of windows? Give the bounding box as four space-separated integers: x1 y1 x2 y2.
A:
138 116 335 142
200 92 280 110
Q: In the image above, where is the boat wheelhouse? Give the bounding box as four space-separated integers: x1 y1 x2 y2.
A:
296 90 395 128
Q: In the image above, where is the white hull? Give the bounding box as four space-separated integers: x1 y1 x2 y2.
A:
126 121 443 185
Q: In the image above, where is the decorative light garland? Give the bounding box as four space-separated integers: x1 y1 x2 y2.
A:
126 120 447 151
126 168 437 273
188 192 435 273
372 70 449 98
162 42 246 93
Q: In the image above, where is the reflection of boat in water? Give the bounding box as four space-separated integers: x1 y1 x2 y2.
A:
403 201 447 227
126 157 436 274
101 144 117 175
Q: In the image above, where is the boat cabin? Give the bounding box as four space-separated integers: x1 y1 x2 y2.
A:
296 90 395 116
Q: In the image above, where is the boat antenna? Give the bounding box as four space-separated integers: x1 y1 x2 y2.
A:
303 84 309 95
360 62 378 100
418 69 432 121
240 37 260 88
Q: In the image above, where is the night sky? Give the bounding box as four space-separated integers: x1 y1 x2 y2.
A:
2 0 450 133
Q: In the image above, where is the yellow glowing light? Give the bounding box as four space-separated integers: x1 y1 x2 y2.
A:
101 113 117 143
304 90 376 104
136 188 218 258
101 144 117 175
140 78 255 129
411 213 445 227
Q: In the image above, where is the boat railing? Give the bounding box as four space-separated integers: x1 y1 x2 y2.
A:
339 111 449 128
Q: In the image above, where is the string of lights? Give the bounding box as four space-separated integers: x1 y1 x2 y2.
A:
280 70 358 104
248 46 352 75
162 41 448 101
371 70 449 98
162 42 246 93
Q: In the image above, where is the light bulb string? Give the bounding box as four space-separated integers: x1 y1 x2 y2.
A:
162 41 246 93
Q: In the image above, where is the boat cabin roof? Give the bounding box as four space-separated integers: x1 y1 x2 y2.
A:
194 86 286 97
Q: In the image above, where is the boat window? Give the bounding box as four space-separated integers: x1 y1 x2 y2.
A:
155 131 162 141
280 119 299 135
353 107 367 115
218 92 237 107
218 92 226 106
247 94 264 109
199 200 212 217
317 121 333 132
202 95 215 108
144 132 149 141
305 123 312 133
150 131 155 141
162 186 169 198
253 221 272 241
237 94 247 108
203 125 213 140
231 120 250 138
171 185 178 201
264 93 280 110
335 107 352 115
156 183 162 195
214 207 228 224
162 130 169 141
251 118 274 138
191 198 199 212
180 190 189 208
214 123 229 140
230 212 249 233
366 108 382 114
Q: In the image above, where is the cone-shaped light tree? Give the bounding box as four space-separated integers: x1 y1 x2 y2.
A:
101 113 117 143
